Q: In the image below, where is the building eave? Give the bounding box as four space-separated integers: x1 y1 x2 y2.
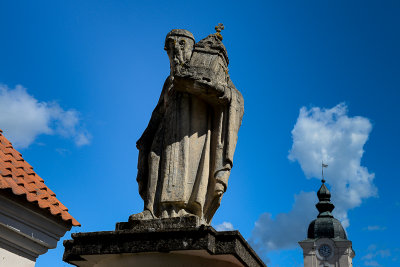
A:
0 193 71 260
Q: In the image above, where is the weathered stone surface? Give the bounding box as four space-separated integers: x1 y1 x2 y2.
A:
131 26 244 225
63 218 266 267
116 215 202 231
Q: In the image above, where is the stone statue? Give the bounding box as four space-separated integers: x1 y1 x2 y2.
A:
130 26 244 225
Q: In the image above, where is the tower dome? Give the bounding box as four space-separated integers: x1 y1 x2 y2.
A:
307 180 347 239
307 217 347 239
299 165 355 266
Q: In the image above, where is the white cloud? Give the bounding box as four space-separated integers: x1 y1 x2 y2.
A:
250 191 317 253
214 221 234 231
250 103 375 256
288 103 376 227
0 84 91 148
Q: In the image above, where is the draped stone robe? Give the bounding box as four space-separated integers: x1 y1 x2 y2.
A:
136 74 243 224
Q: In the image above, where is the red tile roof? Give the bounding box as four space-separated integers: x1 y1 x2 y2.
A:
0 129 80 226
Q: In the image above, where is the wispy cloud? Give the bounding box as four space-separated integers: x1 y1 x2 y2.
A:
250 103 375 257
364 261 381 266
214 221 234 231
362 245 392 266
0 84 91 148
364 225 387 231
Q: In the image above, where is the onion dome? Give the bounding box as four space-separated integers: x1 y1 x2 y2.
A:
307 180 347 240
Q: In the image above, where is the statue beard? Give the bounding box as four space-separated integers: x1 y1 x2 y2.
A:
169 49 192 76
171 53 184 75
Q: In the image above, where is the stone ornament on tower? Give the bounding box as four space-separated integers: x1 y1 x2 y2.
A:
215 23 224 40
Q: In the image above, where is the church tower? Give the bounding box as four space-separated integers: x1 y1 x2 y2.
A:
299 178 355 267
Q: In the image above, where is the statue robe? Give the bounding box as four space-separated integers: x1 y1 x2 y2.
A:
136 75 243 223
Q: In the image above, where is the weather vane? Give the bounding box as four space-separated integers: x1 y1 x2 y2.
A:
215 23 224 40
321 161 328 183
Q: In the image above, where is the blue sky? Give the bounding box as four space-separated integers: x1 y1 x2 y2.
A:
0 1 399 266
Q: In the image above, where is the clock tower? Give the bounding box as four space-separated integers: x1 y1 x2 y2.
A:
299 179 355 267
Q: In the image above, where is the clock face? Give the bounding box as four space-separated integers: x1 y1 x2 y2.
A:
318 244 332 258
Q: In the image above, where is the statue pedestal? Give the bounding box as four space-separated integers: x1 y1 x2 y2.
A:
63 217 266 267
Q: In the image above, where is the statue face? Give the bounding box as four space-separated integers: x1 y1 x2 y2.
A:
165 35 194 75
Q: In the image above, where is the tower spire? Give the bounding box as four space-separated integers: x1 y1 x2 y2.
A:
321 161 328 183
300 163 354 267
316 172 334 218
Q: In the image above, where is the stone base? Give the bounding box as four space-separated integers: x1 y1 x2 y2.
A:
63 217 266 267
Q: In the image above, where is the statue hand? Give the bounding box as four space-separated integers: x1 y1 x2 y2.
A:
215 84 226 95
215 182 225 197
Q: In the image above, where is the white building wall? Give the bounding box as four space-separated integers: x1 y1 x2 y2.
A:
0 246 35 267
0 194 71 267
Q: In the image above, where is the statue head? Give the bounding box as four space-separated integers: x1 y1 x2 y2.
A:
164 29 195 75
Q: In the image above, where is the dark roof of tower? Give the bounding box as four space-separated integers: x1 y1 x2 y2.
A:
307 217 347 239
307 180 347 240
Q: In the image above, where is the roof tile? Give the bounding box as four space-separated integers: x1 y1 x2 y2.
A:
0 130 80 226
